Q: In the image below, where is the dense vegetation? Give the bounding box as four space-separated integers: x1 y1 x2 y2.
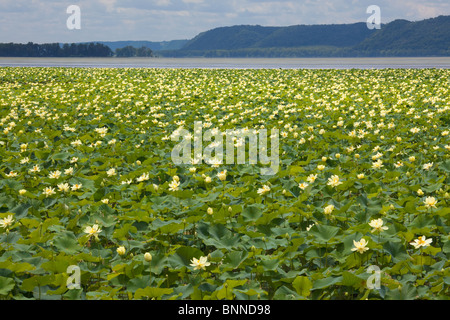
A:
115 46 154 57
0 67 449 300
0 42 113 58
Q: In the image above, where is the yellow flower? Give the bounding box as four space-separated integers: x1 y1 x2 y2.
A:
417 189 424 196
168 179 180 191
207 207 214 215
0 215 14 229
257 185 271 195
324 204 334 215
317 164 325 171
423 196 437 208
368 218 388 233
190 256 211 270
298 182 309 190
43 186 56 197
84 224 102 239
306 174 318 183
106 168 116 176
57 183 70 193
19 189 27 195
357 173 365 179
117 246 126 256
410 236 432 249
372 159 383 169
217 170 227 181
48 170 61 179
71 183 82 191
423 163 433 170
327 175 342 188
351 239 369 254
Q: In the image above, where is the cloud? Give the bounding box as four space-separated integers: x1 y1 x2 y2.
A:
0 0 449 43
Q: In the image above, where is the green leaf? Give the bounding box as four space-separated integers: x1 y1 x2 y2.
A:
292 276 312 297
383 241 409 263
242 204 263 222
168 246 204 269
309 224 341 243
134 287 174 299
0 276 15 296
312 276 342 290
273 285 303 300
53 231 81 255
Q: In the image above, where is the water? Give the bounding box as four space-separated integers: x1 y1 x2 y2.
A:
0 57 449 69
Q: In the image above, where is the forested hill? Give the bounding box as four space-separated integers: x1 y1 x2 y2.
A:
181 23 375 51
160 15 450 57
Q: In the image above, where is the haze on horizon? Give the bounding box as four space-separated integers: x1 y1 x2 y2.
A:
0 0 449 44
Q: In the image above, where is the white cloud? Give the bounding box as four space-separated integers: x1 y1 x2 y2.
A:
0 0 449 43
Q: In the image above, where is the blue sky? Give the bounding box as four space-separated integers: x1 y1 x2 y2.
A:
0 0 449 43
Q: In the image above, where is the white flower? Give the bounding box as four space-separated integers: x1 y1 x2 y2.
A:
257 185 271 195
298 182 309 190
0 215 14 229
423 196 437 208
423 162 433 170
327 175 343 188
324 204 335 215
168 179 180 191
84 224 102 239
43 186 56 197
190 256 210 270
217 170 227 181
306 174 317 183
48 170 61 179
410 236 432 249
351 239 369 254
71 183 82 191
106 168 116 177
57 183 70 193
368 218 388 233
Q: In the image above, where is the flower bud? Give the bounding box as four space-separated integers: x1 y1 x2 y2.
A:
144 252 152 262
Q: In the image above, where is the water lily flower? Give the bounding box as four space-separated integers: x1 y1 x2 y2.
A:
410 236 432 249
43 186 56 197
327 175 343 188
369 218 388 233
298 182 309 190
117 246 126 256
168 179 180 191
217 170 227 181
423 196 437 208
351 239 369 254
0 215 14 229
84 224 102 239
324 204 335 215
190 256 211 270
257 184 271 195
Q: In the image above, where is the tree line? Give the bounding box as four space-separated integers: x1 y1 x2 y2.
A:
0 42 153 57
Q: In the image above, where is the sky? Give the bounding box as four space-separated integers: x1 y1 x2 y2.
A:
0 0 449 43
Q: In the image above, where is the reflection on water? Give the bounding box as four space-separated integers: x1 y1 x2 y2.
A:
0 57 449 69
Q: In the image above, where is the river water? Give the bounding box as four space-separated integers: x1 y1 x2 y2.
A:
0 57 449 69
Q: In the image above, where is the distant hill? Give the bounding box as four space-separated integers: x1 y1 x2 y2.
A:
181 23 376 51
159 15 450 57
352 15 450 56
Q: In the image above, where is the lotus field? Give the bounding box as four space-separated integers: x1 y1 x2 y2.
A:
0 67 449 300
